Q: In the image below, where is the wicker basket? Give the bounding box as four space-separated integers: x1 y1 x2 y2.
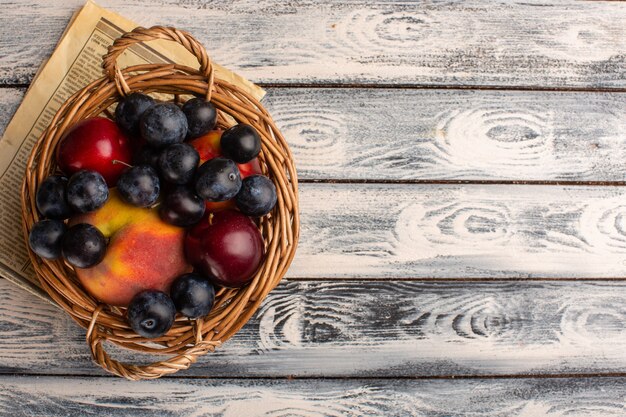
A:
20 26 299 380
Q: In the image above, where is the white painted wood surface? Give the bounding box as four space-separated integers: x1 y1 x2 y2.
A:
264 88 626 182
292 183 626 279
1 0 625 415
3 87 626 182
2 278 626 377
0 375 624 417
1 0 625 87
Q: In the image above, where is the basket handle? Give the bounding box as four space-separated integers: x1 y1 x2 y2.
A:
86 305 219 380
102 26 214 100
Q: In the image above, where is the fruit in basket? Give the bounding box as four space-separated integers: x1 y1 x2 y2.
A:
159 186 206 227
189 130 262 212
56 117 132 186
182 98 217 139
189 130 262 178
158 143 200 184
189 129 221 162
61 223 107 268
115 92 156 136
70 191 191 306
140 102 188 148
35 175 72 219
204 199 236 213
170 273 215 318
127 290 176 338
221 124 261 163
238 157 263 179
28 219 67 260
185 210 263 288
194 158 242 202
116 165 160 207
235 175 277 217
66 170 109 213
134 145 162 168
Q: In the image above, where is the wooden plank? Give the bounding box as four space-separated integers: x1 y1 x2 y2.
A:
2 278 626 377
2 87 626 182
0 375 624 416
264 88 626 181
293 183 626 279
1 1 625 87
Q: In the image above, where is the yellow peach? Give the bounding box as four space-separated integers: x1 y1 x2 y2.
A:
70 190 191 306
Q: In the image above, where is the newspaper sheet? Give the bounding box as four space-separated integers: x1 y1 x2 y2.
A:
0 0 265 304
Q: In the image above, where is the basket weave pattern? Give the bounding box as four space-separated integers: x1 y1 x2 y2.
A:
20 26 299 380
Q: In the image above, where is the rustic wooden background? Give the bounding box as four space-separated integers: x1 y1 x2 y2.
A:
1 0 626 415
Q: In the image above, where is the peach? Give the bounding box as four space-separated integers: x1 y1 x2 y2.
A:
70 190 191 306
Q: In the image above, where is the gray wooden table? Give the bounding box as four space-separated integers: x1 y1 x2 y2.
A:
1 0 626 415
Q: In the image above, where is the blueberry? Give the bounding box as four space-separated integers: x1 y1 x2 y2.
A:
182 98 217 139
194 158 242 202
66 170 109 213
62 223 107 268
127 290 176 338
220 124 261 164
159 186 205 227
115 92 156 136
140 102 188 148
28 219 67 260
235 175 277 217
134 145 162 168
117 165 160 207
36 175 72 219
158 143 199 185
170 273 215 318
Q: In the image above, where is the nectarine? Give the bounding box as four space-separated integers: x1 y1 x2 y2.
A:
70 190 191 306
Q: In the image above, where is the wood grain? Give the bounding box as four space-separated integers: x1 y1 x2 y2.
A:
293 183 626 279
264 88 626 181
2 278 626 377
0 375 624 416
2 87 625 182
1 0 625 88
0 0 624 407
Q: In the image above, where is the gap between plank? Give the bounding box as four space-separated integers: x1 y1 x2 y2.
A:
3 371 626 381
2 83 626 94
0 84 29 89
299 179 626 186
284 277 626 282
257 83 626 94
